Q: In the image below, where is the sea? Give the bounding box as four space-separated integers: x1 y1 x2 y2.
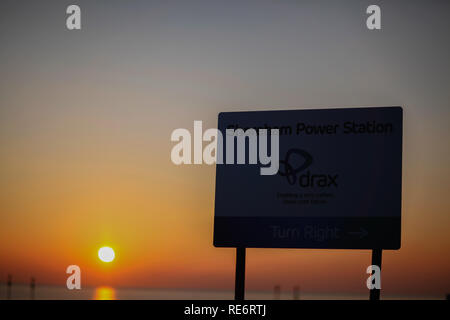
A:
0 284 443 300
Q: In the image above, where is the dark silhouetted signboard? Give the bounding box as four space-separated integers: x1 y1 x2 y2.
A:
214 107 402 249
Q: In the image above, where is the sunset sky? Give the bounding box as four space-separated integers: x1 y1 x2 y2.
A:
0 0 449 298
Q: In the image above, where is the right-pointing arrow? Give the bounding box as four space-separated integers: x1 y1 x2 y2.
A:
348 227 368 239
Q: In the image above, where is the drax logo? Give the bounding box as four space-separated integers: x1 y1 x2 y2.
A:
278 149 338 187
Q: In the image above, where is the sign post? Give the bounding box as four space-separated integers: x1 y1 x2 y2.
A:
235 247 246 300
370 249 382 300
214 107 402 300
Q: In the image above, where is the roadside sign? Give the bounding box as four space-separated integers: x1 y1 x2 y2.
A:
214 107 402 249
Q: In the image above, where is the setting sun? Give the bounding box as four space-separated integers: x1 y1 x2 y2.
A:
98 246 115 263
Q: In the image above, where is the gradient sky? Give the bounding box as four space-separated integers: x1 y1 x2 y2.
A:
0 0 449 298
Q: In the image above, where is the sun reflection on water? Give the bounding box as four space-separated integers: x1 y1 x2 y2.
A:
94 286 116 300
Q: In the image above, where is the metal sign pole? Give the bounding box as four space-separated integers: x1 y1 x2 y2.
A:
234 247 246 300
369 249 382 301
